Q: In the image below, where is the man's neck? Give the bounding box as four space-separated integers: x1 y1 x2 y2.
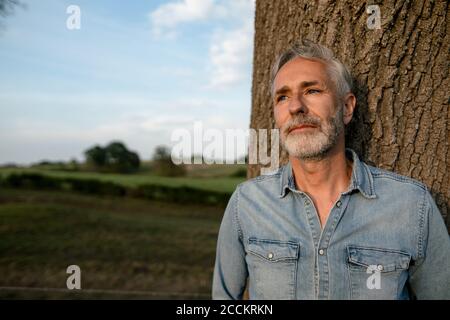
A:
289 143 352 203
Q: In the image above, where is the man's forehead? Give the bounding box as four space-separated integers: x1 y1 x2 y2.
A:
274 57 329 89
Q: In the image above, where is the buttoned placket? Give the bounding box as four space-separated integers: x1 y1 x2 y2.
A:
293 189 351 299
281 150 371 299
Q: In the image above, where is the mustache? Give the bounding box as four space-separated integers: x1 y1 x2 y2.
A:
282 115 322 134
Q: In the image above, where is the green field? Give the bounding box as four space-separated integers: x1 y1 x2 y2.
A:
0 188 224 299
0 166 246 193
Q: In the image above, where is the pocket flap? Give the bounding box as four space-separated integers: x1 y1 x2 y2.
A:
347 245 411 272
248 238 299 262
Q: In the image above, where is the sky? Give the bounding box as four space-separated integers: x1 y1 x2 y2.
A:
0 0 255 165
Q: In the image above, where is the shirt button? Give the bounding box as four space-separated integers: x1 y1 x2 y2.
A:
305 200 310 206
336 201 342 208
318 249 325 255
267 252 274 260
377 264 384 271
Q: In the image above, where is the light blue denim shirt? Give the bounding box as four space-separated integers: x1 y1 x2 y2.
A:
212 149 450 300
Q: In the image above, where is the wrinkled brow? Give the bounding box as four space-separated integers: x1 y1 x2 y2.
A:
274 80 321 96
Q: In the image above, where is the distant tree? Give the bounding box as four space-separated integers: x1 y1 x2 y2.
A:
152 145 186 177
84 141 140 173
85 145 107 168
0 162 18 168
104 141 140 173
152 145 172 162
0 0 24 26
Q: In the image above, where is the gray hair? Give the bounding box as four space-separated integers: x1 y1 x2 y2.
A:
270 39 353 99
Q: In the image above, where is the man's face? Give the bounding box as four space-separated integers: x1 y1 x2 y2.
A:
273 57 345 160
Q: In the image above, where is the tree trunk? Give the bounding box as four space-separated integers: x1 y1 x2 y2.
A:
249 0 449 231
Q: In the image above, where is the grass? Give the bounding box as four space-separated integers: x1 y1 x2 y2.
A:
0 188 224 299
0 167 245 193
184 163 247 178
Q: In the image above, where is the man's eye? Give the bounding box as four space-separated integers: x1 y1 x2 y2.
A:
277 95 288 102
307 89 321 94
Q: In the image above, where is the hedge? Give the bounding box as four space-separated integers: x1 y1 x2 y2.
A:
0 173 231 207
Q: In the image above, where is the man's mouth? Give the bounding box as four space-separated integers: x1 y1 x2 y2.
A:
288 124 317 133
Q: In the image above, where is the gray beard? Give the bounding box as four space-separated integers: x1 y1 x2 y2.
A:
281 106 345 161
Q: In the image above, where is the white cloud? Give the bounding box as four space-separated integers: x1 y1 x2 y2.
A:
149 0 255 88
150 0 215 37
208 22 253 88
149 0 255 37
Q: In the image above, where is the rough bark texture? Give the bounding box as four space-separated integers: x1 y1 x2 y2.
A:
249 0 449 231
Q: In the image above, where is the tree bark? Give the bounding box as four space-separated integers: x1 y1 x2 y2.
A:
249 0 449 231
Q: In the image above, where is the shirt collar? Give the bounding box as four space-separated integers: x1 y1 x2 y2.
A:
279 148 376 199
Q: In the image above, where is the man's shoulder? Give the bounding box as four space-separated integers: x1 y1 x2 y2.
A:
234 165 285 195
365 164 428 195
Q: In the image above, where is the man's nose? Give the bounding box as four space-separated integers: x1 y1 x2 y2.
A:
288 95 308 115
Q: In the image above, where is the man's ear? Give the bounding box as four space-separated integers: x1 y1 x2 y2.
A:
342 92 356 125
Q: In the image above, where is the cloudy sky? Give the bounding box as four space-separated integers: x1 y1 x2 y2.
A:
0 0 255 164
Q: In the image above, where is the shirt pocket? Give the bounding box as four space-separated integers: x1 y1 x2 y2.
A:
246 237 300 300
346 245 411 300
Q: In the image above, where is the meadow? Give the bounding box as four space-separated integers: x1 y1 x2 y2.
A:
0 165 246 299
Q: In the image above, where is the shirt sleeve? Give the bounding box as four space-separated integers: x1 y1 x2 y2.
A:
409 189 450 299
212 186 248 300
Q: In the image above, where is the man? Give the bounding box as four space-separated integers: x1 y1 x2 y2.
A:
212 39 450 300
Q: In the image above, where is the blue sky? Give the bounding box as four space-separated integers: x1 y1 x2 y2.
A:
0 0 255 164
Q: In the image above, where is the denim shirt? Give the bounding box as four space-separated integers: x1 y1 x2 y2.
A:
212 149 450 300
